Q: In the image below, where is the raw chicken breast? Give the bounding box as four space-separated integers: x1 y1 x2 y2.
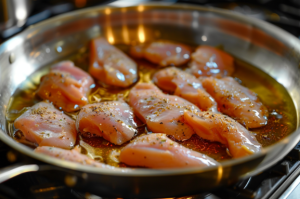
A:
14 101 77 149
130 41 191 67
184 111 262 158
153 67 218 112
89 37 138 87
76 100 137 145
129 83 200 141
189 46 234 78
36 61 94 112
120 133 219 168
202 77 268 128
35 146 111 168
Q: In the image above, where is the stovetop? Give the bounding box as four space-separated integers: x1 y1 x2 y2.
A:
1 0 300 198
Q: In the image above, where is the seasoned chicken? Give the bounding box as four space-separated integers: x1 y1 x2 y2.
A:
130 41 191 67
202 77 268 128
35 146 112 168
189 46 234 78
129 83 200 141
76 100 137 145
184 111 262 158
120 133 219 168
36 61 94 112
89 37 138 87
153 67 218 112
14 102 77 149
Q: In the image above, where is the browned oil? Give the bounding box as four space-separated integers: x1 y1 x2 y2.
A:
6 43 297 167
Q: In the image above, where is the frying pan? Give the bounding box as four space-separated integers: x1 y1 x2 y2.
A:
1 3 300 198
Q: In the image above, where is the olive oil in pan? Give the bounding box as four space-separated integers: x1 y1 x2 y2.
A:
6 43 297 167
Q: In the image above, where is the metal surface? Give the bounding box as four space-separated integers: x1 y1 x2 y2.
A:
0 164 39 183
264 162 300 199
0 0 32 31
1 3 300 197
279 173 300 199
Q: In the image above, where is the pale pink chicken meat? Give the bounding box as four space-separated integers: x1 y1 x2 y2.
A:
202 77 268 128
120 133 219 168
130 41 192 67
184 112 262 158
129 83 200 141
153 67 218 112
76 100 137 145
14 102 77 149
89 37 138 87
35 146 112 168
36 61 94 112
189 46 234 78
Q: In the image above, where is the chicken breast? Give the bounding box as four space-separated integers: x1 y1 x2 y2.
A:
153 67 218 112
35 146 111 168
89 37 138 87
189 46 234 78
129 83 200 141
202 77 268 128
130 41 191 67
76 100 137 145
36 61 94 112
184 111 262 158
120 133 219 168
14 101 77 149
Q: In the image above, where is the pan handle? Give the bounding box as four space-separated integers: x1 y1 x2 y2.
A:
0 164 39 183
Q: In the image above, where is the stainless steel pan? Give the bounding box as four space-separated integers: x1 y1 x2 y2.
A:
1 3 300 198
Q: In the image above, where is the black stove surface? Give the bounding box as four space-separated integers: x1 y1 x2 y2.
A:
1 0 300 199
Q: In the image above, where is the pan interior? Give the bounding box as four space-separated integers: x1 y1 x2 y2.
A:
6 39 297 167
